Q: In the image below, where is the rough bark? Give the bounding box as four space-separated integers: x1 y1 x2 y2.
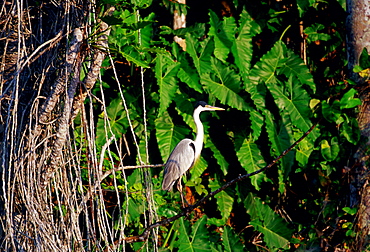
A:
346 0 370 248
0 1 113 250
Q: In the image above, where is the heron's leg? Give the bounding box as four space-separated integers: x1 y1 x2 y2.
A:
176 179 191 208
176 180 185 208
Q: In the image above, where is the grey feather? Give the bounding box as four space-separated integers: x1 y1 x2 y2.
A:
162 139 195 191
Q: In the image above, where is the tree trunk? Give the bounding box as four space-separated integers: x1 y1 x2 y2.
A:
0 1 112 250
346 0 370 249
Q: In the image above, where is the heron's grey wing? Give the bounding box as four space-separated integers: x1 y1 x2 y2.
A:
162 139 196 191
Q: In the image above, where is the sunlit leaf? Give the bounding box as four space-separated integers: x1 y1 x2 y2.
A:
186 34 214 74
222 226 245 252
339 88 361 109
231 9 258 77
155 53 181 115
268 78 318 141
208 10 236 62
278 45 316 93
178 60 203 93
177 216 212 251
320 137 339 162
245 193 293 250
250 40 284 85
236 137 266 190
208 176 234 222
201 58 251 111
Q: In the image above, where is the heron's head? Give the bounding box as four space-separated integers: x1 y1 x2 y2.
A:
195 101 225 112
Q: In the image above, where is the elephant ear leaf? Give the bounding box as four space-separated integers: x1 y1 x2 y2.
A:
245 193 293 251
222 226 245 252
155 54 180 115
177 216 211 252
236 137 266 190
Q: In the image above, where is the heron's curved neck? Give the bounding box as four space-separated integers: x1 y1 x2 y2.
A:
193 108 204 159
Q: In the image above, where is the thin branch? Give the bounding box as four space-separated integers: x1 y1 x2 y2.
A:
124 120 319 243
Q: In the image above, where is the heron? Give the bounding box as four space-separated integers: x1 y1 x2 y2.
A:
162 101 224 207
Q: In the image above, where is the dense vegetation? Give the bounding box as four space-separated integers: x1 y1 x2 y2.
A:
79 0 363 250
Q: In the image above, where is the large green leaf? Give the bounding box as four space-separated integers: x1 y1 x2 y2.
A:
264 111 294 192
186 34 214 75
208 176 234 222
222 226 245 252
236 137 266 190
278 44 316 93
267 78 318 141
177 216 212 251
208 10 236 62
250 110 264 141
201 58 250 111
155 111 190 161
231 9 258 77
155 53 181 115
177 60 203 93
245 193 293 250
250 40 284 85
339 88 361 109
120 45 150 68
189 156 208 184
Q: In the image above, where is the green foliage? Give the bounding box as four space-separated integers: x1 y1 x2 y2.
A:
245 193 293 250
82 0 360 250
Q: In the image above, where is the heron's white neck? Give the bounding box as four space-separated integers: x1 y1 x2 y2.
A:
193 108 204 160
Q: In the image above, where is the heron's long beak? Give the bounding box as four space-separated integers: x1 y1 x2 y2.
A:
205 105 225 111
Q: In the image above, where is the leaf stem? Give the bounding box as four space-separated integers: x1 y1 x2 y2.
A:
280 25 291 41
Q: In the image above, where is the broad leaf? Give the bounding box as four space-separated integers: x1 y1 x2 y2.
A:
120 46 150 68
320 137 340 162
208 176 234 222
267 78 318 141
236 137 266 190
189 156 208 183
208 10 236 62
264 111 294 192
304 23 331 43
178 60 203 93
186 34 214 75
201 58 251 111
278 44 316 93
222 226 245 252
177 216 212 252
339 88 361 109
245 193 293 250
250 40 284 85
155 54 181 115
231 9 258 77
250 110 264 141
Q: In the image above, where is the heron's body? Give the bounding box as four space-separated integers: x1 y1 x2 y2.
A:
162 101 224 202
